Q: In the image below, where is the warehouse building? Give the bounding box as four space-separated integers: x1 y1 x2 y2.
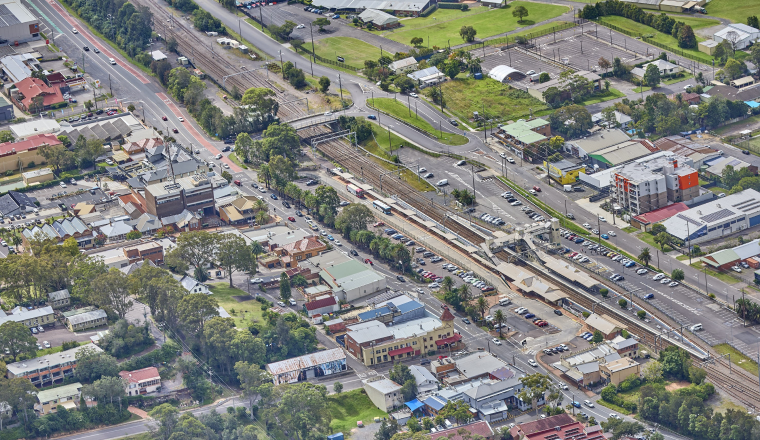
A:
661 189 760 245
265 348 347 385
563 129 630 160
319 259 386 302
714 23 760 50
0 0 39 44
310 0 431 16
589 140 657 169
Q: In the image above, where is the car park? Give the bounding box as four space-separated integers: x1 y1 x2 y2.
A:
660 278 671 284
524 313 535 319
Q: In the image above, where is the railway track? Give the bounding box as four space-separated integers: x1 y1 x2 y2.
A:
300 125 488 246
133 0 306 120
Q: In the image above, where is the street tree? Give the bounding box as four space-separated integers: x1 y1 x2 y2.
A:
654 232 670 251
476 296 488 320
319 76 331 93
518 373 557 415
91 269 133 319
671 268 684 281
334 381 343 393
148 403 179 440
459 25 477 42
215 234 253 287
494 309 506 337
638 247 651 267
280 272 291 300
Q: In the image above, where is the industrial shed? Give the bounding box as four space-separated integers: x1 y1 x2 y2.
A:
265 348 347 385
488 65 525 83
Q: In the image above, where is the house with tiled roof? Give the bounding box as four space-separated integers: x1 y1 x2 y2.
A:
304 295 339 317
509 413 605 440
21 217 93 248
119 367 161 396
218 195 259 225
279 236 328 267
430 421 494 440
13 77 63 111
124 138 163 155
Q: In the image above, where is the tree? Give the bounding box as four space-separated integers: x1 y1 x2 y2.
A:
638 247 651 267
83 376 127 407
677 25 696 49
74 346 119 383
601 106 618 128
148 403 179 440
333 381 343 393
276 383 331 439
390 363 417 401
689 365 707 384
241 87 279 117
439 400 472 424
0 131 13 143
671 268 684 282
476 296 488 320
749 16 760 28
91 269 133 319
125 230 142 240
235 362 273 418
651 223 666 235
592 330 604 343
494 309 505 336
313 17 331 31
394 76 415 94
654 232 670 251
538 72 550 83
660 346 691 381
318 76 331 93
375 418 400 440
459 25 477 42
334 203 374 235
280 272 291 300
642 360 663 383
174 230 217 272
512 5 528 23
0 321 37 361
518 373 556 415
723 58 746 80
637 310 647 320
215 234 252 287
314 185 340 217
548 105 592 138
410 37 424 47
127 104 136 113
643 63 661 88
599 57 611 75
177 293 219 338
618 298 628 309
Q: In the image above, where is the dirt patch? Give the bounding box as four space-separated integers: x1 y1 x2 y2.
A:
665 381 691 391
232 295 255 302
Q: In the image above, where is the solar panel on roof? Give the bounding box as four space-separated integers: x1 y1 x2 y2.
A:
736 201 760 212
700 208 735 224
676 213 702 227
0 5 19 27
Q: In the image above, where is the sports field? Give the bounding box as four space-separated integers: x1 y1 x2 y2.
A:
313 37 387 69
378 2 569 49
706 0 760 24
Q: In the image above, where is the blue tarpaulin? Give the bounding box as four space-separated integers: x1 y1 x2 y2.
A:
405 399 424 412
746 101 760 108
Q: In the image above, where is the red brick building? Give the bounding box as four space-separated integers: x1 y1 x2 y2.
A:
508 414 605 440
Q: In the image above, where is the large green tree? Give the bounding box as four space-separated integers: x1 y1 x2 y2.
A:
215 234 253 287
0 321 37 361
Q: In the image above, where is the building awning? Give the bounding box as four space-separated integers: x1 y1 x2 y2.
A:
389 346 414 357
60 401 77 410
435 333 462 346
405 399 424 412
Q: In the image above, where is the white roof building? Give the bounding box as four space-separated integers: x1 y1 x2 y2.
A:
10 118 60 139
358 8 400 27
488 65 525 83
714 23 760 50
661 189 760 244
388 57 418 72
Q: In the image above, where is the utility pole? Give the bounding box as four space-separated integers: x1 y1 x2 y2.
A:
338 74 344 112
471 164 476 203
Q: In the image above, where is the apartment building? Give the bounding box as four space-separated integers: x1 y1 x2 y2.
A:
613 154 698 215
7 344 103 386
144 174 215 218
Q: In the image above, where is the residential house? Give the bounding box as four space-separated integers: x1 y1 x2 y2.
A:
34 383 93 414
407 67 445 88
388 57 418 74
21 216 93 248
98 220 134 242
174 274 210 294
304 295 339 317
127 213 162 236
0 306 54 329
358 9 400 30
592 110 632 129
631 59 682 79
527 70 601 103
278 236 327 267
609 335 639 358
47 288 70 309
160 209 201 232
363 377 402 411
218 196 260 225
65 309 107 331
667 92 701 104
462 377 532 420
124 138 163 155
6 344 103 386
0 190 36 218
119 367 161 396
409 365 439 394
430 421 495 440
654 136 722 168
492 118 551 162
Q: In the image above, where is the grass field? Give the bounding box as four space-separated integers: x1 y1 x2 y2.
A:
599 16 715 64
313 37 386 69
327 389 387 433
430 77 549 124
706 0 760 23
715 343 759 376
577 88 625 105
378 2 568 49
362 123 436 192
368 98 469 145
208 283 266 329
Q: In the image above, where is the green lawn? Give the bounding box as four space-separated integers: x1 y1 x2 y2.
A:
430 77 549 124
713 114 760 136
327 389 387 433
622 226 638 233
715 343 759 376
706 0 760 23
636 231 675 253
313 37 387 70
208 283 266 329
689 262 740 285
577 88 625 105
378 2 568 49
361 123 435 192
599 16 715 64
368 98 469 146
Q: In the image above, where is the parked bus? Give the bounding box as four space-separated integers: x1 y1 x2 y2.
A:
346 184 364 198
373 200 391 214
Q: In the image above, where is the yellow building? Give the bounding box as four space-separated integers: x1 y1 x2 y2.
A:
22 167 54 185
544 159 585 185
0 134 60 174
599 357 641 385
34 382 94 414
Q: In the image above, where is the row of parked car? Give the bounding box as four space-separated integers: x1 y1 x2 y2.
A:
541 343 569 356
652 272 680 287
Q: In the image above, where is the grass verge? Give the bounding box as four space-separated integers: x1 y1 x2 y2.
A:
689 262 739 285
229 152 248 169
380 2 568 48
208 283 265 329
577 88 625 105
713 114 760 136
596 399 632 415
621 226 638 233
598 16 715 64
432 77 549 125
361 124 435 192
327 389 387 433
368 97 469 146
57 1 153 77
635 231 675 253
714 343 759 376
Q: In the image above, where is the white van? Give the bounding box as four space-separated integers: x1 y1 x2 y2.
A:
498 297 511 306
689 323 703 332
109 58 116 65
436 179 448 187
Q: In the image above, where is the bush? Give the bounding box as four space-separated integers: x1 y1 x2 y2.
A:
582 311 590 318
637 310 647 320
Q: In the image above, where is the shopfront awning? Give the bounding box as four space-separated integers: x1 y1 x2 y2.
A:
435 333 462 346
389 346 414 357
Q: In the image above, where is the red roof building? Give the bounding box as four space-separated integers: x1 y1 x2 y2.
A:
631 202 689 231
14 77 63 111
508 414 606 440
430 421 494 440
304 295 339 317
119 367 161 396
0 133 61 157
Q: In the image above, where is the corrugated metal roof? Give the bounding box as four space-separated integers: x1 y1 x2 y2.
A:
266 348 345 375
312 0 426 11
